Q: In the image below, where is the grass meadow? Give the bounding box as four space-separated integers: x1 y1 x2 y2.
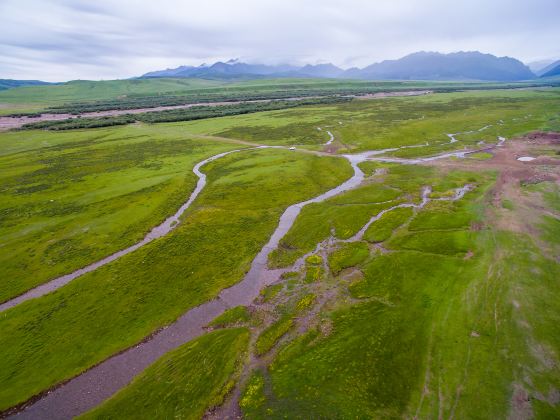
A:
1 86 559 417
0 142 351 410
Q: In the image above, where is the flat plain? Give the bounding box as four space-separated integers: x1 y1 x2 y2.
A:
0 81 559 419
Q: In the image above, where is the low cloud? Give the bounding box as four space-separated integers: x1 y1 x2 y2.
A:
0 0 558 81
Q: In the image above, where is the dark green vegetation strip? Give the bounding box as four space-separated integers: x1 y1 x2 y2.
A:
81 328 249 419
19 97 350 131
0 147 352 411
2 77 557 116
0 125 238 302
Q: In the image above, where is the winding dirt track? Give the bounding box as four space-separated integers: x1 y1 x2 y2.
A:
6 132 503 419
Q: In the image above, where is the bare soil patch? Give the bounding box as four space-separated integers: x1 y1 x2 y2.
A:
427 132 560 239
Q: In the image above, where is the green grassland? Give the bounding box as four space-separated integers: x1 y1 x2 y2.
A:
1 86 559 418
363 207 414 242
10 88 559 159
256 316 295 356
327 242 370 274
0 125 241 302
241 166 560 419
255 291 318 357
42 88 551 159
82 328 249 419
0 146 351 410
1 76 556 115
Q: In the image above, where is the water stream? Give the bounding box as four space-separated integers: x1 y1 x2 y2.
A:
0 148 256 313
11 152 366 420
8 133 504 419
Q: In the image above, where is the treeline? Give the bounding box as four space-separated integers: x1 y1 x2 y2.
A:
20 97 351 131
11 80 557 118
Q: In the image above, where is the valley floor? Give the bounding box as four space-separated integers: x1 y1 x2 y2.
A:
0 88 559 419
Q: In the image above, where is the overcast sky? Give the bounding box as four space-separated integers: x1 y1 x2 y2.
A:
0 0 559 82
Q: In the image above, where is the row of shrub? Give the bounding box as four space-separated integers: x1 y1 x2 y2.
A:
20 97 352 131
10 79 557 118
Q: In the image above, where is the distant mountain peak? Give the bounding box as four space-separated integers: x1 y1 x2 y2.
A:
540 61 560 78
350 51 534 81
0 79 52 91
141 51 536 81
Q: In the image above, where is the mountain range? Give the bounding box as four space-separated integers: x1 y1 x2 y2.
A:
142 52 537 82
1 52 556 90
0 79 52 91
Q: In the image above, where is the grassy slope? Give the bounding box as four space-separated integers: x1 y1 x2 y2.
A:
81 328 249 419
244 164 560 418
0 147 352 411
0 78 224 113
0 125 241 302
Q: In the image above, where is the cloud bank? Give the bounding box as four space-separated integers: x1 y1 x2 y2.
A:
0 0 558 81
